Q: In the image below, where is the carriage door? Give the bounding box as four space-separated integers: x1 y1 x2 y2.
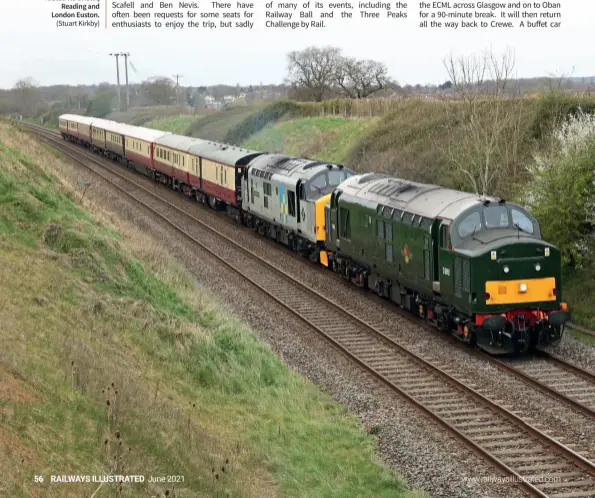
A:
438 221 453 296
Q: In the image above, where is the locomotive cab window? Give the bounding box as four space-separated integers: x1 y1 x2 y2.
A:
511 208 535 234
458 211 481 238
484 205 509 228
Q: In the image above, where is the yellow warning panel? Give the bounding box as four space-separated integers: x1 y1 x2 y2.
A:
320 250 329 267
485 277 556 305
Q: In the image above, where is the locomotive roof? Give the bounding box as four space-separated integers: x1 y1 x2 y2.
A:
248 153 347 179
338 173 500 221
188 140 263 166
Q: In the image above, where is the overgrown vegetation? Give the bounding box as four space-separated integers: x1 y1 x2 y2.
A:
523 108 595 267
0 123 420 497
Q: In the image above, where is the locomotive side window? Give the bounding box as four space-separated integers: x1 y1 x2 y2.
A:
511 208 534 234
440 224 451 249
339 207 351 239
458 211 481 238
288 191 296 217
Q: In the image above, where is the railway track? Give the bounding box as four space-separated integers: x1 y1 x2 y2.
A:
23 122 595 497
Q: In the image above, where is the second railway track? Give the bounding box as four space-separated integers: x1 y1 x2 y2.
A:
25 123 595 497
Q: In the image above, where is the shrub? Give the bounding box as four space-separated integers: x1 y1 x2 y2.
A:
524 107 595 267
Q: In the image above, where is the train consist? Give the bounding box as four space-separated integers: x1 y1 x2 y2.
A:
59 113 571 354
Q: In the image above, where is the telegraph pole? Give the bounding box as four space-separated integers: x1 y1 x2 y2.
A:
121 52 131 109
173 74 183 105
109 53 122 111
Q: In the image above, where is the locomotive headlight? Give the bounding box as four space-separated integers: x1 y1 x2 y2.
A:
535 263 541 272
503 265 510 274
519 283 528 293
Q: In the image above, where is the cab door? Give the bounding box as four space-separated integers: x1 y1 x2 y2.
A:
438 221 454 297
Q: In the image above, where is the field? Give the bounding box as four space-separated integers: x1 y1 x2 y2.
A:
0 122 421 498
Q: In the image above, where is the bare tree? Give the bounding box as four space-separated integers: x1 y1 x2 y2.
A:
13 77 44 117
334 58 389 99
285 46 342 102
141 77 176 106
439 47 526 197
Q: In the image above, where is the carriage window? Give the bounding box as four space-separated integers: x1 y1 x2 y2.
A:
402 212 413 224
511 208 535 234
484 206 509 228
458 211 482 238
392 209 403 221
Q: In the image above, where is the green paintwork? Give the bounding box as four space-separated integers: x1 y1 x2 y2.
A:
330 196 564 320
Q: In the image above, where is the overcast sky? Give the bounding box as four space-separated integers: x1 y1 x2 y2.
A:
1 1 593 89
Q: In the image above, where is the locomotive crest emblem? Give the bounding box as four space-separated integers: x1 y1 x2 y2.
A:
403 245 411 264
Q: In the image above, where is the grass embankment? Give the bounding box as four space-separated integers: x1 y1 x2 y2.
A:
144 115 197 134
243 116 377 164
186 103 269 142
107 106 209 127
0 123 421 498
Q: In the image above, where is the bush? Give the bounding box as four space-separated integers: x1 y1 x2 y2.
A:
524 108 595 267
530 92 595 140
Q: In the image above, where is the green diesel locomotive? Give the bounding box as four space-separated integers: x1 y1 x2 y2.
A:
323 173 571 354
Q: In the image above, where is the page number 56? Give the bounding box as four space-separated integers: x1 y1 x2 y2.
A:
34 476 44 483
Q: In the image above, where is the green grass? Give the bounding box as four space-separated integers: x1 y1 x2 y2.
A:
0 122 421 498
243 116 378 164
107 106 204 126
563 262 595 331
143 115 197 134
